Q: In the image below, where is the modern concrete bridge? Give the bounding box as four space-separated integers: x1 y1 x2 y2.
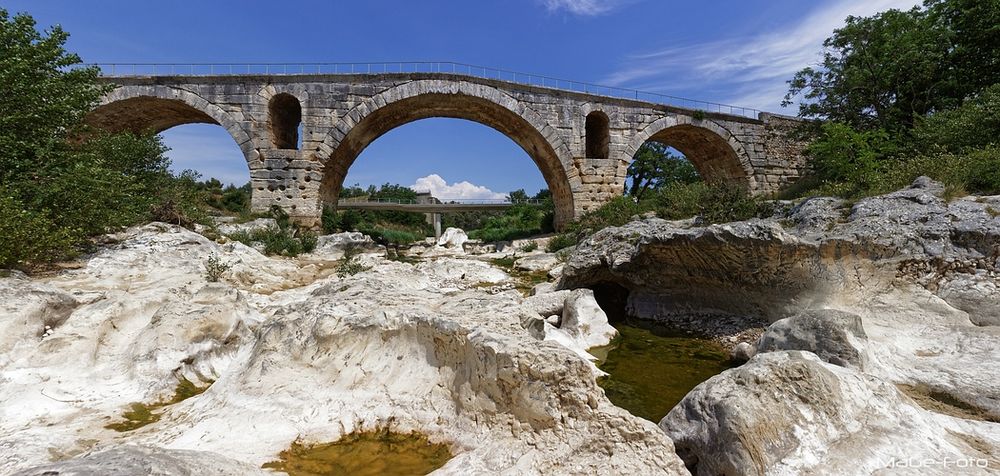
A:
337 196 546 239
82 62 809 229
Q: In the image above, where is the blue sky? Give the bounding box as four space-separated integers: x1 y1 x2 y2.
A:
8 0 919 196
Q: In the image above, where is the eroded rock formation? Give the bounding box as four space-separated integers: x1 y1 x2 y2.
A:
561 178 1000 474
0 224 683 475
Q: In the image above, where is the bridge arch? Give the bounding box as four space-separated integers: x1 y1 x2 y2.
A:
623 116 757 190
85 85 257 165
317 80 579 228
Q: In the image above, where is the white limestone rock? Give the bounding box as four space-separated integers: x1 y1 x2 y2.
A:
215 218 277 236
0 222 684 476
436 227 468 250
756 308 871 370
310 231 381 259
661 351 995 476
541 289 618 362
514 253 560 272
12 445 268 476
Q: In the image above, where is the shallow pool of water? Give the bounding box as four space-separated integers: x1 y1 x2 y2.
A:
592 319 732 423
262 430 452 476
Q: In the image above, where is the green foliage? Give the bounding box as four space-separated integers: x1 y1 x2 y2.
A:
0 192 75 268
360 226 422 247
784 5 956 130
626 143 701 199
228 225 316 257
469 202 553 243
0 10 221 269
545 233 578 253
799 122 901 197
781 0 1000 200
914 84 1000 154
322 183 431 240
0 9 106 183
546 183 771 252
336 244 370 277
198 178 251 215
519 242 538 252
204 255 230 282
652 182 773 224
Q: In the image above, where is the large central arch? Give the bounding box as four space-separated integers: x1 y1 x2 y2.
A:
318 81 578 229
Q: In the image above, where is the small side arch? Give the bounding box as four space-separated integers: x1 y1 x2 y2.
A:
623 116 756 190
268 93 302 150
585 110 610 160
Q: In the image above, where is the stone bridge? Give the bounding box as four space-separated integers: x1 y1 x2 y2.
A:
85 70 809 229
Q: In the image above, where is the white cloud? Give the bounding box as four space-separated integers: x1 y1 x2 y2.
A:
603 0 923 111
410 174 507 200
539 0 630 16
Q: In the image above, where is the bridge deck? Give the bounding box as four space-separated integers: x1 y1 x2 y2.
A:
84 61 762 119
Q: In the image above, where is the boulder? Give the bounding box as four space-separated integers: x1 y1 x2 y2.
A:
311 231 380 259
529 281 557 296
660 351 988 476
729 341 755 364
215 218 277 236
756 309 870 370
514 253 560 272
524 289 571 317
436 227 468 250
542 289 618 360
936 274 1000 326
559 289 618 350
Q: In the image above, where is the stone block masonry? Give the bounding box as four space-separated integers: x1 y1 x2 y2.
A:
86 73 809 230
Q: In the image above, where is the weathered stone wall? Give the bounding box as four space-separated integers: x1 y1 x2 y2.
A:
87 73 809 228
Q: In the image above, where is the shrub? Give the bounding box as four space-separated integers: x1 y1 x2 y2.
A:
653 182 773 224
545 233 577 253
228 226 315 257
204 255 230 282
0 193 75 269
336 244 370 277
519 241 538 252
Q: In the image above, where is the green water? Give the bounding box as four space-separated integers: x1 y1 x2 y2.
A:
593 319 732 423
262 430 452 476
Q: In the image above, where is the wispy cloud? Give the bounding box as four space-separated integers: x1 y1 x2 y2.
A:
538 0 632 16
603 0 922 111
410 174 507 200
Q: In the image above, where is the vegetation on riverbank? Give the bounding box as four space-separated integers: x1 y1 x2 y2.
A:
550 0 1000 251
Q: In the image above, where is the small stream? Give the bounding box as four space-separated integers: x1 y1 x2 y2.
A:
591 318 732 423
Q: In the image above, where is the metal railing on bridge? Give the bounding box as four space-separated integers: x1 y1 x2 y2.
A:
79 61 762 118
337 197 548 206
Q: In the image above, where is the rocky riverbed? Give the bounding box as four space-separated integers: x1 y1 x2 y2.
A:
1 178 998 475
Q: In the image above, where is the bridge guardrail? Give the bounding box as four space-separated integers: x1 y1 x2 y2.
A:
337 197 548 205
77 61 761 118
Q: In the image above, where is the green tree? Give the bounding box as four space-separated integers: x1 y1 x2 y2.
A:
626 142 700 199
926 0 1000 97
783 6 952 130
0 9 205 268
507 189 529 202
0 9 107 184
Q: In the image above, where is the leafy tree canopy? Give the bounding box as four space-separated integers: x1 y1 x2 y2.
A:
626 142 700 199
783 0 1000 131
